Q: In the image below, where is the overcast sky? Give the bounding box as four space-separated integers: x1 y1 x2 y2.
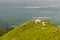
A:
0 0 60 6
0 0 60 7
0 0 60 2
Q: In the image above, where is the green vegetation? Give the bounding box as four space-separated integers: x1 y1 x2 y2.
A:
0 19 60 40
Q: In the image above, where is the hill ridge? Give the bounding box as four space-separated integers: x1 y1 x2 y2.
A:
0 19 60 40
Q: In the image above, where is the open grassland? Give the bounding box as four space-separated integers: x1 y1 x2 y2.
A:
0 20 60 40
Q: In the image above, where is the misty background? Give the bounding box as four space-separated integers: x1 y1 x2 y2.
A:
0 0 60 8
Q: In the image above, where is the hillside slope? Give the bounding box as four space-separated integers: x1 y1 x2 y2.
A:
0 19 60 40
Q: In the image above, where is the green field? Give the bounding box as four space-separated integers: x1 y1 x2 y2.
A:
0 20 60 40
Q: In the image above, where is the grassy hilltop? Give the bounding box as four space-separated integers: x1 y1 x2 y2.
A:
0 19 60 40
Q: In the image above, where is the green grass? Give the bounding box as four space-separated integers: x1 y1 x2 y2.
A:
0 20 60 40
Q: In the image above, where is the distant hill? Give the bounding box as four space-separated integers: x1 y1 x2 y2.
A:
0 19 60 40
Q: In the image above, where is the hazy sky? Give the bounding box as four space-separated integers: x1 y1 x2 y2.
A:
0 0 60 7
0 0 60 4
0 0 60 2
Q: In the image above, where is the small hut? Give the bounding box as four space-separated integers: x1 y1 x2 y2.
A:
35 19 42 24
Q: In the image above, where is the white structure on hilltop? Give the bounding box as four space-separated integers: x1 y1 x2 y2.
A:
34 18 47 27
35 19 42 24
